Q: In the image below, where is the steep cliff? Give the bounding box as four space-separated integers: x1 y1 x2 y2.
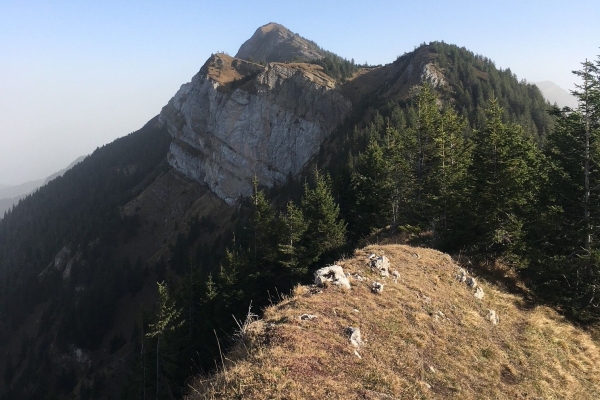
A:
159 53 351 204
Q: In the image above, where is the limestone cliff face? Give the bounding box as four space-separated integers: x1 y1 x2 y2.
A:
159 54 351 204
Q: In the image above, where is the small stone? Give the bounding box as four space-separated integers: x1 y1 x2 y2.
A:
456 268 467 283
371 282 384 294
487 309 499 325
354 350 362 359
346 327 364 347
299 314 317 321
428 365 436 373
353 309 360 313
370 255 390 277
466 276 477 289
474 287 485 300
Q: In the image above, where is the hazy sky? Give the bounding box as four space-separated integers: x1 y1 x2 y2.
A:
1 0 599 185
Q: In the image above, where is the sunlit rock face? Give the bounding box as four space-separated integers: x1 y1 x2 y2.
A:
159 53 351 204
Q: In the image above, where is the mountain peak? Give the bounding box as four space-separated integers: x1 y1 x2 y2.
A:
235 22 323 63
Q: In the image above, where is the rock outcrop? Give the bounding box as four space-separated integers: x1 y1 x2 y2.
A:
314 265 351 289
160 53 351 204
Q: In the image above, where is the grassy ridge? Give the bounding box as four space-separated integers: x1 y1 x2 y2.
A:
188 244 600 399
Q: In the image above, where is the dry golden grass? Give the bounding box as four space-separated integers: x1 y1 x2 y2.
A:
187 244 600 399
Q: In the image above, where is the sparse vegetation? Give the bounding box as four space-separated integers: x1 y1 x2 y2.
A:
187 245 600 399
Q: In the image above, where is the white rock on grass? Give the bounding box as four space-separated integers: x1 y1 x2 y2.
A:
474 287 485 300
370 255 390 277
456 268 467 283
346 327 364 347
466 276 477 289
371 282 384 294
314 265 351 289
487 309 499 325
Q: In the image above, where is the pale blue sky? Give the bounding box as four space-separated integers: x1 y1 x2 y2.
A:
1 0 599 184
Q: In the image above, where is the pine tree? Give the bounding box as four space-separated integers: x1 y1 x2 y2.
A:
534 57 600 314
278 201 308 276
301 170 346 266
465 98 541 261
350 138 393 236
429 107 471 246
146 281 183 399
248 179 280 274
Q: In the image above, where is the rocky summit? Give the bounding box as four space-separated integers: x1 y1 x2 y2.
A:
235 22 323 63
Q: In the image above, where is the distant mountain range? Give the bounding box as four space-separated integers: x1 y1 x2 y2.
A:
535 80 578 109
0 156 86 217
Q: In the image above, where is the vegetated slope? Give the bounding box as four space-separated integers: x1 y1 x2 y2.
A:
188 244 600 399
339 42 551 135
0 117 179 399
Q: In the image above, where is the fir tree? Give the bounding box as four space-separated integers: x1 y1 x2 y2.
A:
301 170 346 266
278 201 308 276
465 98 541 261
146 281 184 399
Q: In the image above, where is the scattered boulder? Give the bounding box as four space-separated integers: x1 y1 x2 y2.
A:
314 265 351 289
466 276 477 289
391 270 400 283
371 282 384 294
456 268 467 283
351 273 366 282
299 314 317 321
487 310 499 325
369 254 390 277
346 327 364 347
474 287 485 300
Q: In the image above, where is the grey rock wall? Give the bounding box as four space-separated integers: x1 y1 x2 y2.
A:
159 57 351 204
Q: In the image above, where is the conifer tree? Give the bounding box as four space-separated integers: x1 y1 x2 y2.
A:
146 281 184 399
351 138 393 236
465 98 541 261
247 179 280 274
534 57 600 313
425 106 471 246
301 170 346 266
278 201 308 276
